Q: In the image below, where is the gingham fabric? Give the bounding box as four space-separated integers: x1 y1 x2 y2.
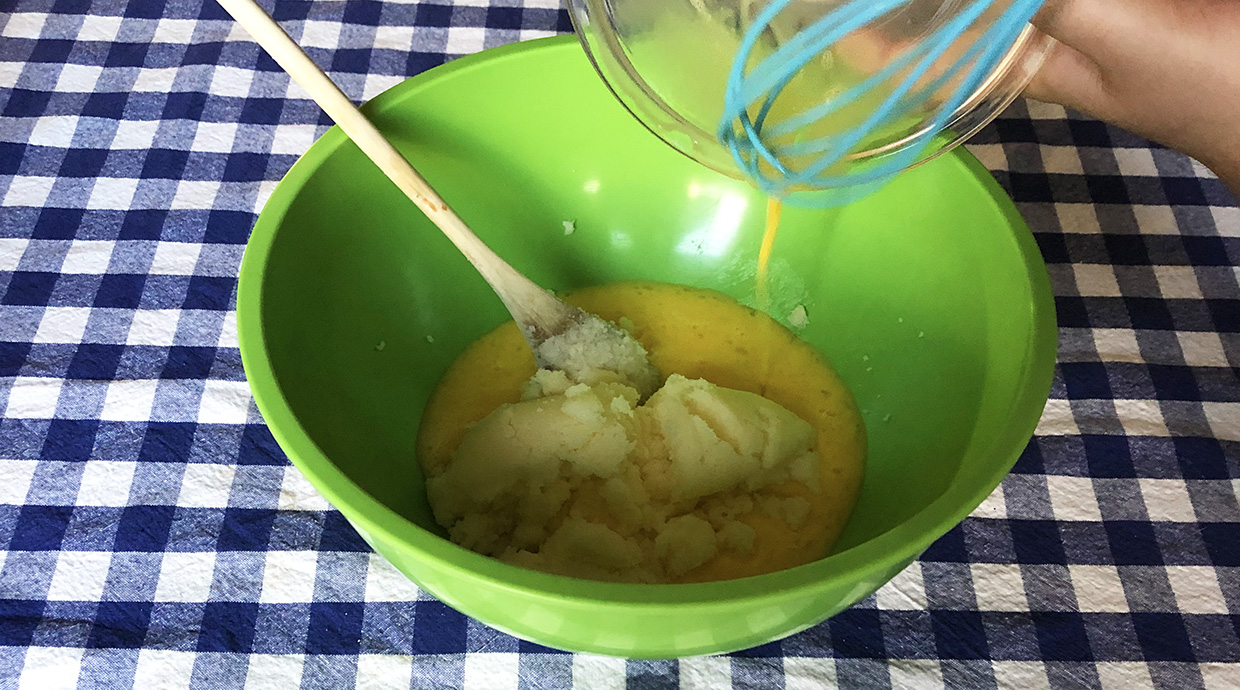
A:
1 1 1237 688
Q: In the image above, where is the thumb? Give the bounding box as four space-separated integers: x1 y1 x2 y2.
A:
1023 0 1166 122
1032 0 1153 55
1022 33 1112 120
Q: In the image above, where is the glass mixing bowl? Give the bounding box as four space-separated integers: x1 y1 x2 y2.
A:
567 0 1051 203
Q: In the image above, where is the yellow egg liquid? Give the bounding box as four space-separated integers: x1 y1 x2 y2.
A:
418 282 865 582
756 198 782 309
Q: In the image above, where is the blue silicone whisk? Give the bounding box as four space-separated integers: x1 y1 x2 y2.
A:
719 0 1047 201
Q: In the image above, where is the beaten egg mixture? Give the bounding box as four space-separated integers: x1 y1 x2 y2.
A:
417 282 864 583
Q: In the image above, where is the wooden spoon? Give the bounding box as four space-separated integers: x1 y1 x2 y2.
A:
218 0 658 395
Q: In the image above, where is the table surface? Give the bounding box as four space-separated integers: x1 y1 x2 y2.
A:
1 1 1238 688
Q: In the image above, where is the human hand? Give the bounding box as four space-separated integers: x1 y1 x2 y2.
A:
1025 0 1240 197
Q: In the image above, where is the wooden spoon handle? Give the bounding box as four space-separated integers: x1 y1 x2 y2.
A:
216 0 579 336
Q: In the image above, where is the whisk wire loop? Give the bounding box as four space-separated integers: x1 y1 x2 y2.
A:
719 0 1046 200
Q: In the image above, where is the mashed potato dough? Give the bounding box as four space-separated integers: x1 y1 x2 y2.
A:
417 282 865 583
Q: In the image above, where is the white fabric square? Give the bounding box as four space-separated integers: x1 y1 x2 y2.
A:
2 12 47 39
463 653 520 690
0 62 22 89
28 115 79 147
1114 399 1170 437
1153 266 1204 299
209 66 254 98
887 659 944 690
1070 565 1129 612
46 551 113 601
198 380 252 424
1055 203 1102 234
1072 264 1122 297
152 18 197 44
86 178 139 211
1113 148 1159 177
571 655 626 690
1132 204 1179 235
112 119 160 150
33 307 91 344
154 552 217 602
226 23 253 42
1035 399 1080 436
218 311 240 348
970 484 1006 519
192 121 238 153
1203 402 1240 442
1211 206 1240 238
1025 100 1067 119
254 180 280 213
1041 146 1085 175
270 124 319 155
100 379 159 421
54 64 103 93
373 25 413 51
1191 158 1215 177
259 551 319 603
518 28 558 42
171 180 222 210
679 655 732 690
77 14 123 42
131 67 179 93
132 649 196 689
362 73 404 101
177 463 236 508
126 309 181 346
59 240 114 274
300 20 343 49
1165 566 1229 614
1201 663 1240 690
1093 328 1143 363
971 564 1029 611
991 661 1051 690
874 561 926 610
356 655 414 690
18 646 84 690
1096 662 1156 690
3 176 56 208
244 655 305 690
364 554 422 602
76 461 136 507
1138 478 1197 522
966 144 1006 172
277 466 332 511
0 459 38 504
1177 331 1230 368
0 238 29 271
783 657 837 690
4 377 64 419
1046 475 1102 521
446 26 487 54
149 242 202 275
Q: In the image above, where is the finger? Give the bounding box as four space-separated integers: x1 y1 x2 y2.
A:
1022 35 1114 121
1032 0 1147 55
1033 0 1105 48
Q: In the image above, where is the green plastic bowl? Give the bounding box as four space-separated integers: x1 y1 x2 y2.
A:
237 36 1056 658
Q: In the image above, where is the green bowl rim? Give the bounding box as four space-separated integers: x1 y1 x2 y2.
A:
236 35 1058 609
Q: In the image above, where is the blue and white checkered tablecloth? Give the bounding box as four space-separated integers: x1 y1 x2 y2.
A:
1 1 1237 688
